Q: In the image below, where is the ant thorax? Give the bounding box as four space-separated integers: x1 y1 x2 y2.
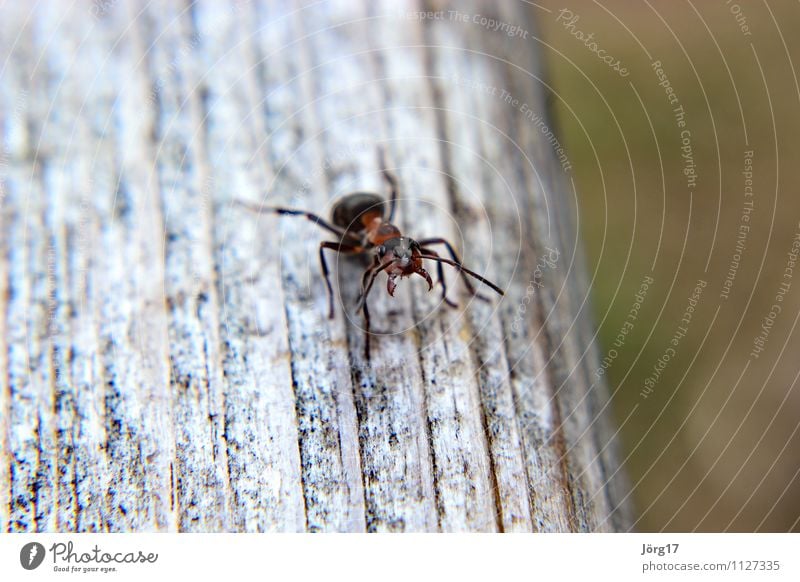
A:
366 220 402 245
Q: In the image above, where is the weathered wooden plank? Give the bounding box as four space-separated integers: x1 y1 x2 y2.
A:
198 0 310 532
245 0 371 532
0 4 28 532
423 2 578 531
1 0 633 532
422 17 567 532
374 0 499 531
57 4 127 532
291 0 441 532
491 2 621 530
136 0 234 531
3 5 62 532
39 7 116 531
0 105 8 531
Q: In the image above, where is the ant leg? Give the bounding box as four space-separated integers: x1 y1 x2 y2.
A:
320 241 363 318
419 247 458 308
417 237 490 301
356 257 380 311
356 260 395 358
356 258 388 313
358 266 382 359
363 294 371 359
235 200 359 242
378 147 399 223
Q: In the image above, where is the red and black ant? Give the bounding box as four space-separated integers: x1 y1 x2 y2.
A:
237 149 504 357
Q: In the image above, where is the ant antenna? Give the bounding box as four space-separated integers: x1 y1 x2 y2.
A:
418 254 504 296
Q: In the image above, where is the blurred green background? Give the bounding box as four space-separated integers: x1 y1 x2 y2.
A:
538 0 800 531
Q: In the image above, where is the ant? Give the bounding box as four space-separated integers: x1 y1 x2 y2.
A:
236 149 504 358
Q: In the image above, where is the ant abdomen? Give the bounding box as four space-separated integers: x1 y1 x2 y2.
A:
332 193 387 233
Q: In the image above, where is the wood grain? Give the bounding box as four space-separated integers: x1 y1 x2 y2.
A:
0 0 633 532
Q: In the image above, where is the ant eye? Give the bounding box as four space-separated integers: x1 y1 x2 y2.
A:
377 246 386 257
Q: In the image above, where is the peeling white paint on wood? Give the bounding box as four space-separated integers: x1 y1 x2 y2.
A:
0 0 633 532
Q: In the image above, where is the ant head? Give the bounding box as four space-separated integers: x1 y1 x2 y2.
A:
378 236 420 265
377 237 432 296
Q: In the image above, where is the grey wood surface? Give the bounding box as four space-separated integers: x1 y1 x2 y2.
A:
0 0 633 532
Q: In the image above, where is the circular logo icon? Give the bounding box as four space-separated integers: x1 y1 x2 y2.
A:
20 542 46 570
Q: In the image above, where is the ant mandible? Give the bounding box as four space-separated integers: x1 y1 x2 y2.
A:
237 148 504 358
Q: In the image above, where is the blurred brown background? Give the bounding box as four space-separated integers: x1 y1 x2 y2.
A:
538 0 800 531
